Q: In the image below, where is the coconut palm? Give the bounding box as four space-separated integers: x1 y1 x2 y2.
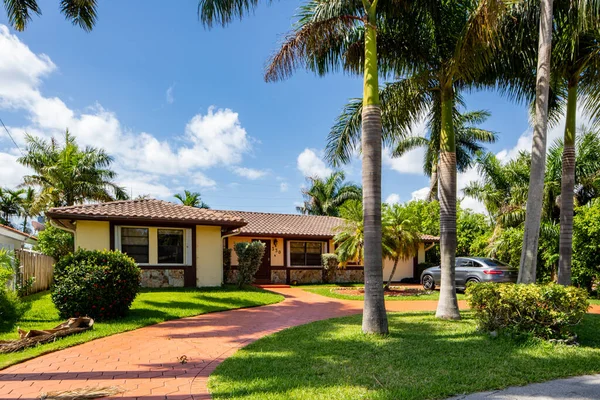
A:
0 188 25 227
297 171 362 216
2 0 97 31
19 187 36 233
174 190 210 209
334 200 365 267
382 203 420 290
18 130 128 213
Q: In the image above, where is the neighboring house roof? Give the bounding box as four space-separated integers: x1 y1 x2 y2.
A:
222 211 344 239
0 224 38 241
46 199 247 228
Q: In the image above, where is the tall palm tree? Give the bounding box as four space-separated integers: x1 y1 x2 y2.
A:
297 171 362 216
174 190 210 209
519 0 555 284
19 187 36 234
382 203 420 290
18 130 128 214
0 187 25 227
321 1 511 320
334 200 365 267
2 0 97 31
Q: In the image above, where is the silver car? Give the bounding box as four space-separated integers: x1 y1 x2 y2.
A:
421 257 518 291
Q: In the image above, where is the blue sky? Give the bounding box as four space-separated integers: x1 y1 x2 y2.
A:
0 1 568 214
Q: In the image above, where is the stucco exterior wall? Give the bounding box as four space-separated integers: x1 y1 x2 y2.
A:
227 236 284 266
381 243 424 282
0 235 23 251
75 221 110 251
196 225 223 287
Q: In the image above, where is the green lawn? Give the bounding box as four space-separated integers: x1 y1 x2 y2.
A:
0 286 283 370
209 312 600 400
301 284 466 301
591 299 600 305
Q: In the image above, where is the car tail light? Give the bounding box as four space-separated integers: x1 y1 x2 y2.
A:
483 270 503 275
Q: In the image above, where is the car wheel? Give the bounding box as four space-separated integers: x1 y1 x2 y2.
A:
422 275 435 290
466 278 480 287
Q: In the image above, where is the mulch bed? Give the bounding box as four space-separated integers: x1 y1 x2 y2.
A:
333 286 433 297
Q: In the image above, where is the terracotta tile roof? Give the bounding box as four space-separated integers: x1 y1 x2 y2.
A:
0 224 38 240
220 211 439 242
46 199 247 227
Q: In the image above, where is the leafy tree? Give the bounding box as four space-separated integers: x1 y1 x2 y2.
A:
35 225 74 261
456 208 490 257
174 190 210 208
297 171 361 216
0 188 25 227
572 201 600 291
382 204 420 290
18 131 128 214
2 0 97 31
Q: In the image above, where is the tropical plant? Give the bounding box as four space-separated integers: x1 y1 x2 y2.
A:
19 187 36 234
35 225 74 261
393 110 497 201
18 130 128 214
174 190 210 208
572 200 600 291
297 171 361 216
2 0 97 31
333 200 365 268
381 204 420 290
0 188 25 227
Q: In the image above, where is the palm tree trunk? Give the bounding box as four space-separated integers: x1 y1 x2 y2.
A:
558 80 577 286
428 161 439 202
361 0 388 335
519 0 554 284
435 85 461 320
384 257 399 291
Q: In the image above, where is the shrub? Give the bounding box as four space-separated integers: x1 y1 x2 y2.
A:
466 283 589 340
223 247 232 281
234 242 265 288
0 289 25 329
321 253 338 283
36 225 74 261
52 250 141 320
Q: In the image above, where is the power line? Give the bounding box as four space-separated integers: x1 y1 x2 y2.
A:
0 117 24 156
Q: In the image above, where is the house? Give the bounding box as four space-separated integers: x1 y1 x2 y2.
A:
46 199 439 287
0 224 38 251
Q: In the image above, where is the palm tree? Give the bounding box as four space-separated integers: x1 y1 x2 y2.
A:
519 0 555 284
382 204 420 290
19 187 36 234
2 0 97 31
334 200 365 267
174 190 210 209
322 1 512 320
18 130 128 213
0 188 25 227
297 171 361 216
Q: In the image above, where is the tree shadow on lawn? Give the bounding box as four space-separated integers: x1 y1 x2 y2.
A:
209 313 600 400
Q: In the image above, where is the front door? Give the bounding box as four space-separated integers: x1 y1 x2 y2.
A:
253 239 271 281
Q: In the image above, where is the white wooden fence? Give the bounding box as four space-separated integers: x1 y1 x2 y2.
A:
15 249 55 295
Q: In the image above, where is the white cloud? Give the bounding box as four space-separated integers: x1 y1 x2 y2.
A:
411 187 430 201
192 172 217 187
117 173 174 200
0 152 31 188
297 148 332 178
232 166 268 180
383 147 425 174
0 26 258 196
385 193 401 204
166 85 174 104
279 182 289 192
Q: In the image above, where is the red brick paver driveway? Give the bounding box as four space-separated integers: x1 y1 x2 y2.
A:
0 288 595 400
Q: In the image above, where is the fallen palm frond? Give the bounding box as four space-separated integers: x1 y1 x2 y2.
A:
40 385 125 400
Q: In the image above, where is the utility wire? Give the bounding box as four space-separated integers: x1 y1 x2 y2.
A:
0 117 24 156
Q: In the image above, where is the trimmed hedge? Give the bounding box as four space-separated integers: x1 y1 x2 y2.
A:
234 242 265 288
321 253 338 283
52 250 141 320
466 283 589 339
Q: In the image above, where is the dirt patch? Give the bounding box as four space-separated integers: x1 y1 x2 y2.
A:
334 286 433 297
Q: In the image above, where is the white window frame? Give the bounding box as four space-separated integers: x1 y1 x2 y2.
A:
115 226 192 266
287 240 327 268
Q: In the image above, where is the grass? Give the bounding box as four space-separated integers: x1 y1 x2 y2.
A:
591 299 600 305
209 312 600 400
0 285 283 370
301 284 466 301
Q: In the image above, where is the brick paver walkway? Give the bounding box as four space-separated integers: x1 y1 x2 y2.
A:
0 288 597 400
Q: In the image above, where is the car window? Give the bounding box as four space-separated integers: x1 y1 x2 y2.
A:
484 259 511 267
459 259 474 268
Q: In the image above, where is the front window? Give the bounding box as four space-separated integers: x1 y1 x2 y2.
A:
290 241 324 266
121 228 149 263
158 229 184 264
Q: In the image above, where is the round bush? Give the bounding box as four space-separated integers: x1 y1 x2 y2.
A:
52 250 141 320
0 289 25 329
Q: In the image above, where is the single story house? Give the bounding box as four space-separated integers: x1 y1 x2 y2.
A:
46 199 439 287
0 224 37 251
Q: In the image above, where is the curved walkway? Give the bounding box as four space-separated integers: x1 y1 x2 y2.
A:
0 289 597 400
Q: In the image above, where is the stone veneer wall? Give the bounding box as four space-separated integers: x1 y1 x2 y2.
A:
290 269 322 284
333 269 364 283
271 270 286 284
141 269 185 288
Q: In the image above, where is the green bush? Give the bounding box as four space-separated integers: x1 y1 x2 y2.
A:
36 225 74 261
466 283 589 339
52 250 141 320
223 247 232 281
234 242 265 288
0 289 25 329
321 253 338 283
